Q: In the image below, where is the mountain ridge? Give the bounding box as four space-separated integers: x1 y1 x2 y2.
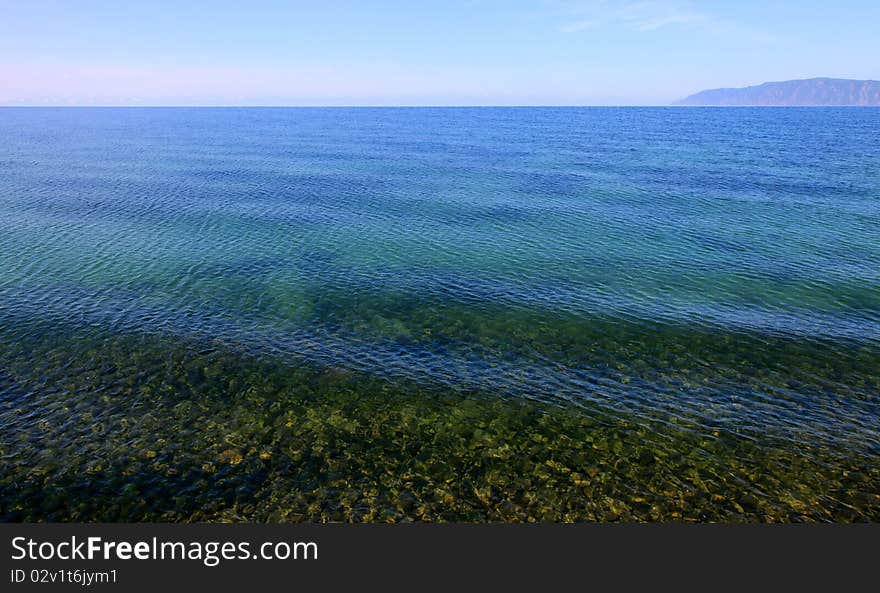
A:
676 78 880 106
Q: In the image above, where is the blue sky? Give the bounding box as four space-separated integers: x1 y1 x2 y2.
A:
2 0 878 105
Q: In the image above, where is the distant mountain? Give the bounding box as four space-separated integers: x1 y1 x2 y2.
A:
676 78 880 106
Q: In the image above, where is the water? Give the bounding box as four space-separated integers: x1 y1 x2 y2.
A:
1 107 878 522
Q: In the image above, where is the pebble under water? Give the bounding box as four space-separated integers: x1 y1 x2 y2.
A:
0 107 878 522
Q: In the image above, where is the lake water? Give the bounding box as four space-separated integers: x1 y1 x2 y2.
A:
1 107 878 521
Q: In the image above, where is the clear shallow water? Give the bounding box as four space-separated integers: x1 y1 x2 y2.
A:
1 107 878 521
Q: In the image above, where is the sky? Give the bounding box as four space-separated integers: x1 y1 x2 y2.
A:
1 0 879 106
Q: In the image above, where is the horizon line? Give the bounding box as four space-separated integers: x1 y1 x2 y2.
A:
3 104 879 108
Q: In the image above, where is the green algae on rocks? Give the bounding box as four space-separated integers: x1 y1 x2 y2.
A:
1 324 877 523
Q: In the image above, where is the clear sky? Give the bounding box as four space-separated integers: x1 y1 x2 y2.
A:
2 0 879 106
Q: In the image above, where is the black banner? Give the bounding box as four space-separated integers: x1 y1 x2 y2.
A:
1 524 876 591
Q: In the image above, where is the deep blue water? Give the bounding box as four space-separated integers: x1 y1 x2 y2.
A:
1 108 879 521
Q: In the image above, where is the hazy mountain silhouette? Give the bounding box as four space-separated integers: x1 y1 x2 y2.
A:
676 78 880 106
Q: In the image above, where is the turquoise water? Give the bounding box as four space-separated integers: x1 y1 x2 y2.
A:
1 107 878 521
